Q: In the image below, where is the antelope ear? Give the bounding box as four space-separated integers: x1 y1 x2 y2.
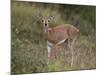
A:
36 12 43 20
48 16 54 22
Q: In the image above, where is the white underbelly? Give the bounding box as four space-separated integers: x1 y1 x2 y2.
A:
47 38 67 46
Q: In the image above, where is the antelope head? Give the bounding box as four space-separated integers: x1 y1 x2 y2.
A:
39 15 54 34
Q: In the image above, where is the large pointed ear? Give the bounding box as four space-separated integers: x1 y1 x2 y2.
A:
48 15 54 22
36 12 43 21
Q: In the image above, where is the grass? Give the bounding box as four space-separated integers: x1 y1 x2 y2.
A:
11 35 96 74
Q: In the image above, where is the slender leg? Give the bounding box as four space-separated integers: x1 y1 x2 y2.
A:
55 44 60 59
47 45 51 64
70 45 74 67
68 40 74 67
55 45 58 59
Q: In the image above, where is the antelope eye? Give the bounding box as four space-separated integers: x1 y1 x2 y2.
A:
48 20 50 22
41 19 44 22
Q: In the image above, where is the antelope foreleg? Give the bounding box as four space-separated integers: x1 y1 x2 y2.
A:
68 43 74 67
70 46 74 67
47 45 52 64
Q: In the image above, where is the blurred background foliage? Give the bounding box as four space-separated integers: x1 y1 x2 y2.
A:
11 0 96 74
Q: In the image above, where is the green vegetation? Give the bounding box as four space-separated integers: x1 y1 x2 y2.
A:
11 1 96 74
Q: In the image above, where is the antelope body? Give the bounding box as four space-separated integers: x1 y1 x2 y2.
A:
44 24 79 45
41 16 79 67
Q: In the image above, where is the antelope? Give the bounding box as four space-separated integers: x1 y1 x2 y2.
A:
40 15 79 67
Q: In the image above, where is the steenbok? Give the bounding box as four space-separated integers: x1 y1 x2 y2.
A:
40 15 79 67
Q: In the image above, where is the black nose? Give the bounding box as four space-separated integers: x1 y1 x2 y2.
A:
45 24 47 26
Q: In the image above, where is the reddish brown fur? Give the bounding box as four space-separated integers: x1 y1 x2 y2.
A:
44 24 79 45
